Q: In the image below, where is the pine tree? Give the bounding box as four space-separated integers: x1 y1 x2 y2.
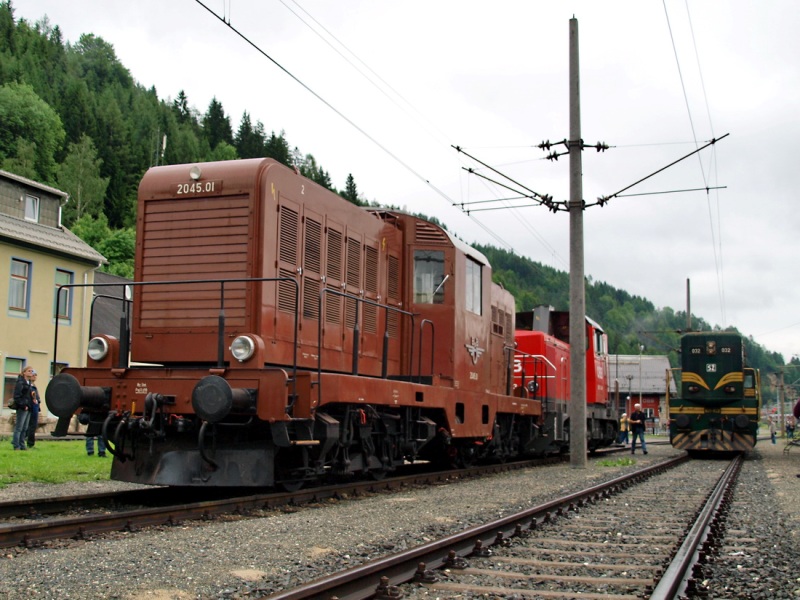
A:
342 173 360 205
202 97 233 150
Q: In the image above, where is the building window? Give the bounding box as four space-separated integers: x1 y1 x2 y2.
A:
4 358 24 406
413 250 445 304
25 195 39 222
465 257 482 315
54 269 73 320
9 258 31 313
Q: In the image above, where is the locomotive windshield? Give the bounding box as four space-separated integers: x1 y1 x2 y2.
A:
414 250 445 304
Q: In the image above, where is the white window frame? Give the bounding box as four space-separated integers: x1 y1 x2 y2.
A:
54 269 74 322
9 258 31 314
25 194 40 222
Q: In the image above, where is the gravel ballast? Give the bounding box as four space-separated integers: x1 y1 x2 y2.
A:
1 440 799 599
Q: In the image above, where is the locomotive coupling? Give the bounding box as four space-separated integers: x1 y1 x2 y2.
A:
192 375 256 423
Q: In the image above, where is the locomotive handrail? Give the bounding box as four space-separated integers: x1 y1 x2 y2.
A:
504 344 519 396
53 276 301 401
88 293 132 345
316 289 417 397
513 350 556 399
418 319 435 384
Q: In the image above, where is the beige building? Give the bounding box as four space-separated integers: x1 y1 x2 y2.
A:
1 170 106 432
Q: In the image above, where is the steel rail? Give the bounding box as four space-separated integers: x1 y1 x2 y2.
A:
260 455 689 600
649 454 743 599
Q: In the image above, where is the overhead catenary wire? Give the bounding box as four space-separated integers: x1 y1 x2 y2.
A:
193 1 443 200
593 134 729 207
664 0 727 327
280 1 572 264
615 185 726 198
196 1 730 287
193 0 530 255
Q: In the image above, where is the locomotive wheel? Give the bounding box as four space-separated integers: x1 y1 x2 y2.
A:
277 478 305 492
368 468 388 481
274 447 309 492
457 445 478 468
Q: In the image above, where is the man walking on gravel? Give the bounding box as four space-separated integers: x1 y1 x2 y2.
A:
629 403 648 455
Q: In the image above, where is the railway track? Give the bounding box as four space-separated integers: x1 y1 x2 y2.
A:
0 456 566 548
1 444 642 527
260 454 742 599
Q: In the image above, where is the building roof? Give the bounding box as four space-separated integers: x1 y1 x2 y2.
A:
0 169 69 199
0 213 106 265
608 354 677 395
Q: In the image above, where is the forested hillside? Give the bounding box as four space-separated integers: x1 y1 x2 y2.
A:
478 244 788 392
0 1 362 279
0 2 788 396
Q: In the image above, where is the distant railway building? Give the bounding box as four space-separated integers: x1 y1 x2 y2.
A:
609 354 676 432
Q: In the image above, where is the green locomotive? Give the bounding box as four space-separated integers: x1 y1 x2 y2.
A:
670 331 761 454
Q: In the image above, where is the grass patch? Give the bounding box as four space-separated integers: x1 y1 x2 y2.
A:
596 457 636 467
0 438 111 488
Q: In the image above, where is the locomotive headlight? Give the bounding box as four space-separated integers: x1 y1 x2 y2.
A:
87 337 109 361
230 335 256 362
723 385 736 394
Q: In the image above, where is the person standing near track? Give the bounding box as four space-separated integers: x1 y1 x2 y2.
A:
11 366 35 450
26 371 41 448
618 413 629 445
629 403 648 455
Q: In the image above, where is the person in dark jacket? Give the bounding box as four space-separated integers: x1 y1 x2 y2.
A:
629 403 648 455
11 366 35 450
78 412 106 457
26 370 41 448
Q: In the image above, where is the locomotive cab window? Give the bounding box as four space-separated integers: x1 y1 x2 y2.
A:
594 329 605 355
414 250 445 304
465 257 482 315
744 372 755 388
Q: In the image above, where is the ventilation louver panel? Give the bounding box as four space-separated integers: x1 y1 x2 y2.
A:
140 196 249 328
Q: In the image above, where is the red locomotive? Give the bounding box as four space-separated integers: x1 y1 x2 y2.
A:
514 306 617 452
46 158 614 487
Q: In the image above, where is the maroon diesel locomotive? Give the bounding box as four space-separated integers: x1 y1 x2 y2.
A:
47 158 550 487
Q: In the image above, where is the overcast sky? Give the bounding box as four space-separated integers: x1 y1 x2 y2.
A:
14 1 800 360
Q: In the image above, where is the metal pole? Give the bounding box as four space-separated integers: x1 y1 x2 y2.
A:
568 17 587 468
639 345 644 407
780 367 786 439
686 278 691 332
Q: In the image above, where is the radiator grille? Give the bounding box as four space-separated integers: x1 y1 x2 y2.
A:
139 196 249 328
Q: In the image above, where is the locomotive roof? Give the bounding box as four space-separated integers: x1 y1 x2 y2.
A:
140 162 492 268
370 208 490 267
447 229 489 266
